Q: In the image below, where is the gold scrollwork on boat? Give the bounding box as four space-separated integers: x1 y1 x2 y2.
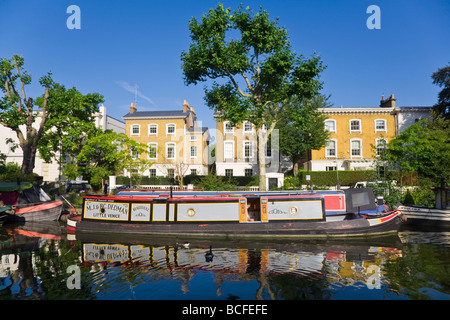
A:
289 206 299 215
187 208 196 217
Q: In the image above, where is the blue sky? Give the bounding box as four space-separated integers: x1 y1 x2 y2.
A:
1 0 449 132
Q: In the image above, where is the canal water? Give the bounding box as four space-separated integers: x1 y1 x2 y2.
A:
0 221 448 301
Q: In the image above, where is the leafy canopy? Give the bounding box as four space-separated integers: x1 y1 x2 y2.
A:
181 3 325 127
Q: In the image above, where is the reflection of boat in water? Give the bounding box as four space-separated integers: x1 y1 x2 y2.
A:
68 188 402 238
0 182 63 223
75 233 403 298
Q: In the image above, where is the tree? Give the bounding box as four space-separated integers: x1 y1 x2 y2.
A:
74 131 151 189
431 63 450 119
181 4 324 190
383 116 450 187
0 55 103 174
277 95 331 176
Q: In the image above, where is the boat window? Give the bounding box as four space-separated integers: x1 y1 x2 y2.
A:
246 197 261 222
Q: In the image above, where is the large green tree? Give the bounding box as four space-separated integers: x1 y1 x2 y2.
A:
0 55 103 175
277 95 331 176
73 130 151 189
384 116 450 187
181 4 324 190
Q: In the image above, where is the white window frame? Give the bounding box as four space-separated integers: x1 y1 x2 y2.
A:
224 140 234 159
243 140 253 159
375 138 388 156
147 143 157 160
243 121 253 133
325 119 336 133
374 119 387 133
190 145 197 159
149 168 157 177
224 121 234 135
131 124 140 136
148 123 158 136
350 138 363 158
166 123 176 135
325 139 337 158
166 142 176 160
349 119 362 133
190 135 197 141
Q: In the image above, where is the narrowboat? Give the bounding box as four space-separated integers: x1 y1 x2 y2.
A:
67 188 402 238
0 182 63 223
397 187 450 228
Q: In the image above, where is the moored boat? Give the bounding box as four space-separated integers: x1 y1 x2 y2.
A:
0 182 63 223
398 187 450 228
68 188 402 238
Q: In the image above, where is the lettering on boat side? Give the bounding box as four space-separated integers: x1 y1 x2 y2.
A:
84 201 129 221
181 304 268 317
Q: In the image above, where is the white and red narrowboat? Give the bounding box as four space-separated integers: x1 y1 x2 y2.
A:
67 188 402 238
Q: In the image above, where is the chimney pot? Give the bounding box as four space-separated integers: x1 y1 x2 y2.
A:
130 102 137 113
183 100 189 113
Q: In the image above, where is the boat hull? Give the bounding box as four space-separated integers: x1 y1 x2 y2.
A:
2 200 63 222
398 205 450 228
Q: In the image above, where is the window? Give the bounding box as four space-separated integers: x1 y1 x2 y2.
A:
190 169 197 175
244 121 253 133
325 140 336 157
376 138 387 156
148 143 157 160
166 143 176 159
166 124 176 135
190 146 197 158
167 169 174 178
190 135 197 141
326 166 337 171
131 124 140 136
245 168 253 177
349 119 361 133
149 169 156 177
325 120 336 132
244 141 253 158
265 134 272 158
225 169 233 177
375 119 387 132
351 139 362 157
224 121 234 134
224 141 234 159
148 124 158 135
131 150 139 159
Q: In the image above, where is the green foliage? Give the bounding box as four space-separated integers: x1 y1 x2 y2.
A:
192 173 237 191
181 4 325 189
384 116 450 187
68 131 151 189
431 63 450 119
277 95 331 165
0 54 104 174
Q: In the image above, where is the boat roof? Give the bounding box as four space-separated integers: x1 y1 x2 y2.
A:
0 182 33 192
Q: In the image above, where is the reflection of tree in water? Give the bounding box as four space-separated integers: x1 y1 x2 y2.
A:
383 242 450 299
0 233 94 300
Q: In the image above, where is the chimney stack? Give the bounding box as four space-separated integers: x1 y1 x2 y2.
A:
380 94 396 108
130 102 137 113
183 100 189 113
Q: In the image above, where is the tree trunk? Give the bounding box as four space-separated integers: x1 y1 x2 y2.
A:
257 127 267 191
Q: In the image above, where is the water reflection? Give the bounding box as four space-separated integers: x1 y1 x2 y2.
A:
0 222 449 300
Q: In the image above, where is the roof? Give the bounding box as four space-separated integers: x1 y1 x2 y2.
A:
123 110 189 119
187 126 209 134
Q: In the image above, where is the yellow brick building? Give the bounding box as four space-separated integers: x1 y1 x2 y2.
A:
123 100 210 177
309 95 397 173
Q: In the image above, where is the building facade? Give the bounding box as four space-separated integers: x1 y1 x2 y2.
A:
0 104 125 182
122 100 210 177
308 95 432 172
